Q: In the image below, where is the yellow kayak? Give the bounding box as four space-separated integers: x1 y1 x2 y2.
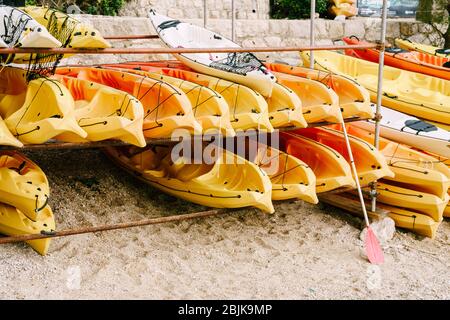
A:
0 151 49 221
265 82 307 129
418 154 450 218
292 127 394 186
0 116 23 147
55 75 146 147
387 207 441 239
272 71 342 123
332 124 450 200
395 39 450 58
281 132 355 193
56 67 203 137
104 65 245 135
106 64 274 132
104 144 274 213
250 144 317 203
0 67 86 144
20 6 110 52
0 203 55 255
265 62 373 120
0 6 61 64
302 50 450 124
375 181 448 221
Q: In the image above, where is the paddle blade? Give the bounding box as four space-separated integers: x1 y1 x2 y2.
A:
365 227 384 264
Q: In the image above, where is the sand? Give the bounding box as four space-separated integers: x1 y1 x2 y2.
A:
0 149 448 300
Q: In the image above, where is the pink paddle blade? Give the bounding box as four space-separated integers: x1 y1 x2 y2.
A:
365 227 384 264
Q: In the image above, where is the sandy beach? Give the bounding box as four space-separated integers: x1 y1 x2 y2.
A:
0 149 448 299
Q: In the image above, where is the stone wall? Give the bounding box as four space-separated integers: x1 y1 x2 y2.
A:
65 15 441 66
120 0 270 19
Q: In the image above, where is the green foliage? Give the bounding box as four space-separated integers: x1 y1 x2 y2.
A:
270 0 329 19
23 0 126 16
84 0 124 16
416 0 448 24
416 0 450 48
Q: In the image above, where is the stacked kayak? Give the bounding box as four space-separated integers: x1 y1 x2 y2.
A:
258 147 317 203
56 67 203 137
0 67 86 144
20 6 111 50
103 64 276 132
302 50 450 125
105 59 380 128
232 140 318 203
268 71 342 124
280 132 355 193
126 63 304 129
291 127 394 186
0 151 55 255
148 10 276 97
54 75 146 147
354 104 450 158
395 39 450 58
343 37 450 80
0 5 61 63
336 125 449 237
264 62 373 120
104 144 275 213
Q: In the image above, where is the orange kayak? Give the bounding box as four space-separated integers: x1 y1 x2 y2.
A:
280 132 355 193
343 37 450 80
264 62 373 120
290 127 393 186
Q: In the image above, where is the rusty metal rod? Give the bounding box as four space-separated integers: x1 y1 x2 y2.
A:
0 117 369 151
103 34 160 40
0 43 377 55
0 209 228 245
0 137 177 151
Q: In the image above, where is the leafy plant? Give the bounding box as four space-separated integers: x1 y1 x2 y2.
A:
417 0 450 48
270 0 329 19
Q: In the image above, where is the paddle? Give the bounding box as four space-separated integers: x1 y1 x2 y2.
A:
329 75 384 264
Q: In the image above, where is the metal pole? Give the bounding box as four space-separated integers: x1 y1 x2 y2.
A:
203 0 207 27
309 0 316 69
0 209 228 245
371 0 389 212
0 44 378 55
231 0 236 42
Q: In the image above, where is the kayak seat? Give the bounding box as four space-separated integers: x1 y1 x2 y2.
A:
403 120 437 133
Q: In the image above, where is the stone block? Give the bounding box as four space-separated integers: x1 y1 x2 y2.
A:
344 19 366 38
288 20 312 39
327 21 344 40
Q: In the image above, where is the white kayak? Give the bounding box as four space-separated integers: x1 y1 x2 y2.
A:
148 10 276 97
354 104 450 158
0 38 6 48
0 6 61 48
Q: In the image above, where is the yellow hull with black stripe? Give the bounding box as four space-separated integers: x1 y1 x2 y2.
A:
104 145 274 213
250 145 318 203
302 51 450 124
0 204 55 255
375 181 448 221
280 132 355 193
